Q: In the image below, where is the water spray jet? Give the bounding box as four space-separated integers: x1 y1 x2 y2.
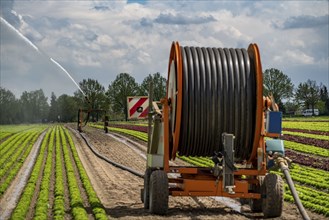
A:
1 16 86 96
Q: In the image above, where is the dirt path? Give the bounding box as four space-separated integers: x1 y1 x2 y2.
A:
69 126 327 220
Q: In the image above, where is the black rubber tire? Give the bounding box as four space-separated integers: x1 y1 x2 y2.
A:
262 173 284 218
141 188 144 203
239 198 248 205
249 176 265 212
143 168 152 209
149 170 169 215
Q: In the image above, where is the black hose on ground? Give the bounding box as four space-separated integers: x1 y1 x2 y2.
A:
279 162 310 220
79 132 144 179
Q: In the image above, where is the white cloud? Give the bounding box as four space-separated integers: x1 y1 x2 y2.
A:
274 50 314 65
1 0 328 99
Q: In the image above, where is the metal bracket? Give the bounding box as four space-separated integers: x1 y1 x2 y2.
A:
222 133 235 194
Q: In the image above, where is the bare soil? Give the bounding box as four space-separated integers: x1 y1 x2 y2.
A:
68 125 327 220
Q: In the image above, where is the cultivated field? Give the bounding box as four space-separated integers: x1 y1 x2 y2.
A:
0 118 328 219
92 116 329 217
0 125 107 219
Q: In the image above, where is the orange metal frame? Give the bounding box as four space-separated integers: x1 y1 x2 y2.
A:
161 42 267 199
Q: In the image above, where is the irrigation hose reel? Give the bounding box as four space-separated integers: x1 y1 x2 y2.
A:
144 41 310 220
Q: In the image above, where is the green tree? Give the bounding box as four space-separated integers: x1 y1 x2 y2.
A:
139 72 166 101
295 80 320 114
263 68 294 111
106 73 139 121
319 84 329 114
48 92 59 122
284 101 299 115
0 87 20 124
57 94 78 122
19 89 49 123
74 78 108 121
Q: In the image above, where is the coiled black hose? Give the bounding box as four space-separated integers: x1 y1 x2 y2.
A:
178 46 257 160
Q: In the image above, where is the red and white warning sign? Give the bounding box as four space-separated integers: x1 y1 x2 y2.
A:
127 96 149 119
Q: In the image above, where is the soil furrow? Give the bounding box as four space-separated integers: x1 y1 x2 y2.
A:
59 134 72 220
65 133 94 219
26 144 49 220
48 136 56 219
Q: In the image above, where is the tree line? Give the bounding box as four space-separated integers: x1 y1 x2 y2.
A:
1 69 328 124
263 68 329 115
0 72 166 124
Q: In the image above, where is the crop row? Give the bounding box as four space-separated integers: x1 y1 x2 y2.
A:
285 150 329 171
284 186 329 216
0 124 38 134
9 126 107 219
282 121 329 132
60 126 89 220
62 127 107 220
110 124 148 133
54 127 65 219
0 130 40 169
284 128 329 136
11 127 52 219
283 134 328 149
91 124 148 142
284 141 329 157
283 131 329 141
34 127 55 219
0 132 11 140
0 127 45 197
0 130 32 157
283 118 329 122
284 140 329 157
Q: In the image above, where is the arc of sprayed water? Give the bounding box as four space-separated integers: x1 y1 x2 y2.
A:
50 58 86 96
0 17 39 52
0 16 86 96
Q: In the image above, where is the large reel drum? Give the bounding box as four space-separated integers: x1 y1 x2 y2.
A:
166 42 263 162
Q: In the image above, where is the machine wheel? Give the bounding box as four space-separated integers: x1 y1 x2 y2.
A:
239 198 248 205
249 176 265 212
149 170 169 215
143 168 152 209
262 173 284 218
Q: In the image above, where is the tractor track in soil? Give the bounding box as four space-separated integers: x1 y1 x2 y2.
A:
67 125 326 220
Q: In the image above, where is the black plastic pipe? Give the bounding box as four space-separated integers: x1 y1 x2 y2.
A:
79 132 144 179
280 162 310 220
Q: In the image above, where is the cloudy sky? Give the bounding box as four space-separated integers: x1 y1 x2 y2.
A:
1 0 328 99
